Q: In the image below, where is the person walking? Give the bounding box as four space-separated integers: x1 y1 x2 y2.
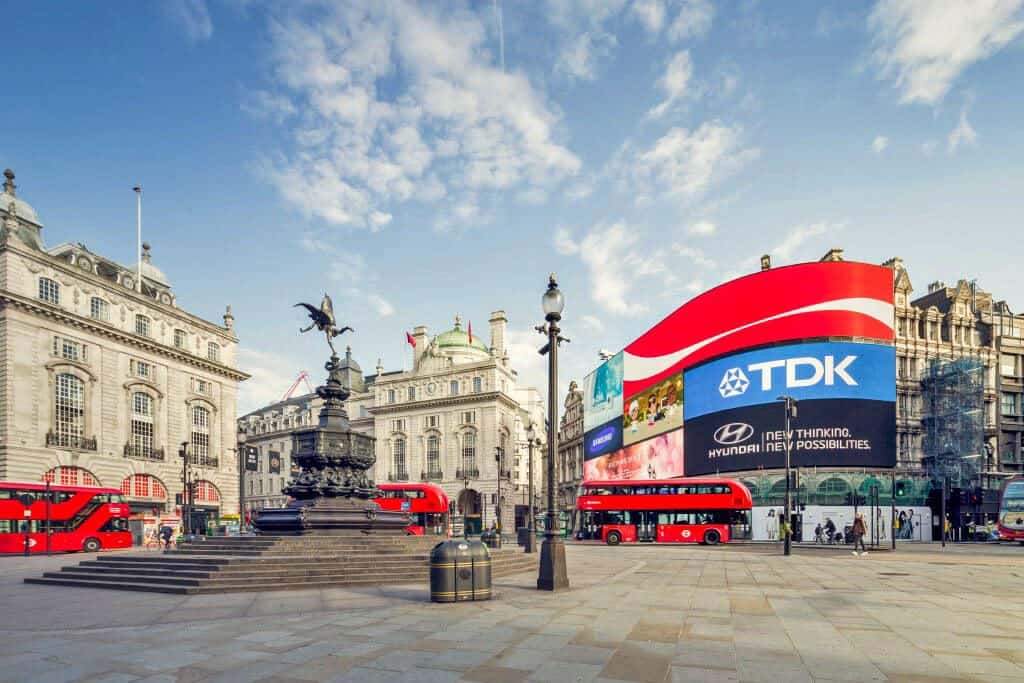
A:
851 512 868 556
159 524 174 550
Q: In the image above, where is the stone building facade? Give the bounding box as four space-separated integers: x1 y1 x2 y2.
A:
557 380 584 531
0 170 247 527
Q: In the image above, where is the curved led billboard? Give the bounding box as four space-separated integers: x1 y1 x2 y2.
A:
581 260 896 479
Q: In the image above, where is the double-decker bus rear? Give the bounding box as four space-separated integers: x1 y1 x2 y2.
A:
997 478 1024 543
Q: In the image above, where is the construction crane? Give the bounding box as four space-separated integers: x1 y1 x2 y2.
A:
280 371 314 402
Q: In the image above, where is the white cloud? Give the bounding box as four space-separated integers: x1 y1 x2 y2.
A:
771 221 845 261
647 50 694 119
921 139 939 156
581 315 604 331
948 107 978 152
503 326 549 393
365 293 395 318
165 0 214 42
631 0 667 34
299 232 395 318
241 89 296 123
687 220 716 236
556 31 617 81
553 227 580 255
872 135 889 154
868 0 1024 105
667 0 714 41
622 121 759 201
258 1 580 230
674 244 715 268
237 348 301 414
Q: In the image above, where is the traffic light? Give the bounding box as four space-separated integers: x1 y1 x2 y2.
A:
958 488 969 506
971 487 984 505
895 481 907 497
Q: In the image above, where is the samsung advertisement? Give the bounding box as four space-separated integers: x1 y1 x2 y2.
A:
584 418 624 461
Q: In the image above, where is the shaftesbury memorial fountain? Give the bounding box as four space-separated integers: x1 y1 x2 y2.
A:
253 295 409 535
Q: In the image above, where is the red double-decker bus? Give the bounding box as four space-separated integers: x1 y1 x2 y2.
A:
0 482 132 554
997 477 1024 543
577 478 753 545
376 483 449 536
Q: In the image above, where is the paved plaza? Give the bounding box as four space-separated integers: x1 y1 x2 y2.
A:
2 543 1023 683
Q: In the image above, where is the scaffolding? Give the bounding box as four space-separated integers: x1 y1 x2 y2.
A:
921 358 985 489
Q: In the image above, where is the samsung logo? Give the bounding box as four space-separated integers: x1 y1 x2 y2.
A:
589 426 617 452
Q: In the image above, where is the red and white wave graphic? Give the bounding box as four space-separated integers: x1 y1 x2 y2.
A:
622 262 894 397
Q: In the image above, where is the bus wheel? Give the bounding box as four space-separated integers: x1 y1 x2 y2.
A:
83 537 101 553
703 529 721 545
606 531 621 546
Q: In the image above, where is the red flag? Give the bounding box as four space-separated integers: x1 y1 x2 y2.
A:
468 321 473 344
406 331 416 348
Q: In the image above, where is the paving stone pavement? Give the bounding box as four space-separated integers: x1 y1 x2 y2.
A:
2 543 1023 682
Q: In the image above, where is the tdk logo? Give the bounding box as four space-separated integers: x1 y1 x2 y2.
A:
720 354 858 397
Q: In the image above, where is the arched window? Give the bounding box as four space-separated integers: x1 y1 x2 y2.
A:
130 392 154 458
135 314 151 337
462 432 476 474
473 377 482 393
498 433 508 473
191 405 210 463
207 342 220 361
38 277 60 305
392 438 407 479
54 373 85 447
193 480 220 503
43 466 99 487
427 435 440 476
120 474 167 500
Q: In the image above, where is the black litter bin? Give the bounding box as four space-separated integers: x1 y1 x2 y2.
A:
430 539 492 602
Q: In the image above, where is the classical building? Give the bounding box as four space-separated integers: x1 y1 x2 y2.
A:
888 257 1024 474
0 169 248 529
557 380 584 531
236 316 547 535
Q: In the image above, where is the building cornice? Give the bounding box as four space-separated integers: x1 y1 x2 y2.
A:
370 390 519 415
0 290 250 381
2 239 237 342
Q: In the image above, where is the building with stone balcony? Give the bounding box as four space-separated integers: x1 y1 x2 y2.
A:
0 169 248 531
557 380 584 531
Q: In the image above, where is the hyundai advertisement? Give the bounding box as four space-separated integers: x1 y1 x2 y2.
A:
583 418 624 461
683 341 896 475
583 352 624 432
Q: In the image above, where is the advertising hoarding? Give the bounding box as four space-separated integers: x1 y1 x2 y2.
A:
684 398 896 475
623 372 683 446
684 342 896 419
583 418 624 461
623 262 895 397
244 446 259 472
269 451 282 474
583 429 684 481
583 352 624 432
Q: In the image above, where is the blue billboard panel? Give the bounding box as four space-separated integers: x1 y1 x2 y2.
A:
583 352 624 432
583 417 623 461
684 342 895 420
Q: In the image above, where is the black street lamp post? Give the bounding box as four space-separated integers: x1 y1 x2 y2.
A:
777 396 797 556
536 274 570 591
179 441 192 536
525 423 539 553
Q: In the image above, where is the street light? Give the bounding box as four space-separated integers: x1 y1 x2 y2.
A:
495 443 503 538
525 422 539 553
777 396 797 556
536 274 569 591
179 441 191 536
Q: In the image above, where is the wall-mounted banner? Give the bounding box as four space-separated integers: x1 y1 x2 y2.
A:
244 446 259 472
684 399 895 475
268 451 282 474
584 418 624 461
623 372 683 446
584 429 683 481
583 352 624 432
684 342 896 419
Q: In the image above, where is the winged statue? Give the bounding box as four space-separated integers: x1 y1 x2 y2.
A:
295 294 353 355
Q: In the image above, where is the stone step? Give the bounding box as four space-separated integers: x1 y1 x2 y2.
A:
44 567 429 587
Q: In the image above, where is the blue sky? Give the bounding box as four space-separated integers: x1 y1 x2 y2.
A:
4 1 1023 413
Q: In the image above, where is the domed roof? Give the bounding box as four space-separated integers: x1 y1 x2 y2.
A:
1 169 42 227
434 315 489 353
139 243 170 286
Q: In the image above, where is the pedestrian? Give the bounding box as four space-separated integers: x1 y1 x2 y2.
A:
159 524 173 550
943 515 951 543
851 512 868 556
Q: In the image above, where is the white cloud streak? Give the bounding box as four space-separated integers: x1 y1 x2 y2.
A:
872 135 889 154
868 0 1024 105
948 107 978 152
687 220 716 236
647 50 694 119
165 0 214 42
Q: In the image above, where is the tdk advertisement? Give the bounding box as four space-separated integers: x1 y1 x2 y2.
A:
583 417 623 461
684 341 896 419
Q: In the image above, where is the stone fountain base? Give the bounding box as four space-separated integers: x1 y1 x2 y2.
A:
252 497 410 536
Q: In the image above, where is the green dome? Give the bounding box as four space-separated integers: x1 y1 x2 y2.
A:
434 316 489 353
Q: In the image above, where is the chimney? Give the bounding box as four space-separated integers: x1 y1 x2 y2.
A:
760 255 771 271
819 247 844 262
412 325 428 367
489 310 507 357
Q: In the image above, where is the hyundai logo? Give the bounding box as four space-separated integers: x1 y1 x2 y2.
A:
713 422 755 445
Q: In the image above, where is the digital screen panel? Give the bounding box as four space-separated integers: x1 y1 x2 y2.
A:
583 429 684 481
583 418 624 461
583 352 624 432
623 372 683 446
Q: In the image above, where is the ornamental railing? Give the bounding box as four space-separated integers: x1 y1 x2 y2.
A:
124 444 166 461
456 466 480 479
422 470 444 481
46 432 97 451
388 471 409 482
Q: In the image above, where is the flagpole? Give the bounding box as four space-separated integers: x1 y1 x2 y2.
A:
133 185 142 293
